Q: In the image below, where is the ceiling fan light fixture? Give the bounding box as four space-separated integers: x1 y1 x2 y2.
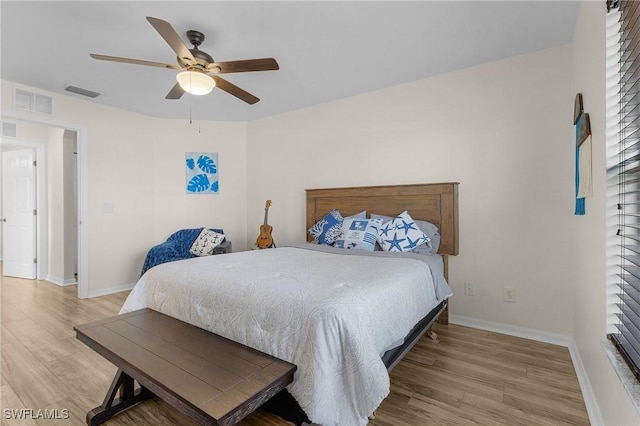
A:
176 71 215 95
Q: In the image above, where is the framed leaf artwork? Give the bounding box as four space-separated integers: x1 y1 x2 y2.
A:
185 152 219 194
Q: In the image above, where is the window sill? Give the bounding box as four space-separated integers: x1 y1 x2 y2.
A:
603 340 640 415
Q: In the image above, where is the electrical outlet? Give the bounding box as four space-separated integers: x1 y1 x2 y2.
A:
503 287 516 303
464 282 473 296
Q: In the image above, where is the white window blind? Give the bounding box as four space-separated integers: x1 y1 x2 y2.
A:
608 0 640 383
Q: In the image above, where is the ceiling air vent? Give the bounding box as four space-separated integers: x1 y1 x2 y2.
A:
0 121 17 138
65 85 100 98
14 88 54 115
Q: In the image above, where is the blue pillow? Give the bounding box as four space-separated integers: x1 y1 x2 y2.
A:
377 211 429 253
334 218 383 251
308 209 343 245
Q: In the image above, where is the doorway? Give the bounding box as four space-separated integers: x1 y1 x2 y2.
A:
0 114 87 298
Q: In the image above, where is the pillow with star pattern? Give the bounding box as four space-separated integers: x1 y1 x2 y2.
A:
370 213 439 254
377 211 430 253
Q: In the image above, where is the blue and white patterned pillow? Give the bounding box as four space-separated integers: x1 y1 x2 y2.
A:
308 209 344 245
334 218 383 251
377 211 429 253
371 213 437 253
348 210 367 219
189 229 226 256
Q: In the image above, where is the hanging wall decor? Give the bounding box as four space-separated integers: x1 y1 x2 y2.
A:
574 93 583 125
574 93 592 215
185 152 219 194
577 112 591 147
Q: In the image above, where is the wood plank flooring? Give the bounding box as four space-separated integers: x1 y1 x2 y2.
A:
1 269 590 425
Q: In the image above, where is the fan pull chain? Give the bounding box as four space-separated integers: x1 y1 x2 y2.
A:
189 71 193 124
187 94 201 134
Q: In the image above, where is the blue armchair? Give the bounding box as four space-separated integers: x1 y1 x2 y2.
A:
140 227 231 276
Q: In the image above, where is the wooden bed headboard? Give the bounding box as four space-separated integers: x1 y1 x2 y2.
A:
305 182 459 256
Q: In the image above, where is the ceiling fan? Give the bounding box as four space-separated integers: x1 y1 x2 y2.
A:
90 16 279 104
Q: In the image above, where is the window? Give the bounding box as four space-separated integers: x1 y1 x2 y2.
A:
608 0 640 383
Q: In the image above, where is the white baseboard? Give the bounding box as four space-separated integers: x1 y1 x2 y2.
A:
448 314 603 426
449 314 571 346
571 340 604 426
45 274 77 286
87 282 135 298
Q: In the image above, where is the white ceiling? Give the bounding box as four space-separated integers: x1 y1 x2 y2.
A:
0 1 580 122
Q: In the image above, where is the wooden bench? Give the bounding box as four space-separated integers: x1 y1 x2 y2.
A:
74 308 297 426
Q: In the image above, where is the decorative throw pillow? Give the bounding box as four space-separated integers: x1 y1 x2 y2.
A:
347 210 367 219
377 211 429 253
189 229 226 256
371 213 438 253
308 209 343 245
334 217 383 251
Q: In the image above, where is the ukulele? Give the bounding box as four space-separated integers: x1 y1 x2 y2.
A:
256 200 275 249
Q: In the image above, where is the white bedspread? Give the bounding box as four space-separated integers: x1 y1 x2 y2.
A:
120 244 451 426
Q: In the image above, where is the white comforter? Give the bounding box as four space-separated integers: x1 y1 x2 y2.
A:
120 244 451 426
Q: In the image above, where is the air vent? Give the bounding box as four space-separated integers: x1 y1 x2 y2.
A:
0 121 17 138
65 85 100 98
14 88 54 115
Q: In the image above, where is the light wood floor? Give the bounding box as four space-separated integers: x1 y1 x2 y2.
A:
1 269 590 425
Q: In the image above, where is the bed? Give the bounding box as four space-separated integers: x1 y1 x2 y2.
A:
120 182 459 426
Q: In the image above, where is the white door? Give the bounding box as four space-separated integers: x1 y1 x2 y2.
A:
2 149 36 279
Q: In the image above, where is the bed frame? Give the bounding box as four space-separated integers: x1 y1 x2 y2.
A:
305 182 459 257
306 182 458 317
263 182 459 425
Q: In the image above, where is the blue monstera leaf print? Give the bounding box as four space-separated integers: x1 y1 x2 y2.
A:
186 157 195 170
211 180 219 193
197 155 217 174
187 174 211 192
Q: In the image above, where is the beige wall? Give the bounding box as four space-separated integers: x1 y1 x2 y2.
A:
46 127 68 283
247 44 575 335
571 2 639 424
45 127 76 284
0 83 249 295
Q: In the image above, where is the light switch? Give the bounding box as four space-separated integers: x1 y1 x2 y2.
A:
101 201 114 213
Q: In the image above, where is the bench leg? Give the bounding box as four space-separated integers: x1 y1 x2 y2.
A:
86 369 155 426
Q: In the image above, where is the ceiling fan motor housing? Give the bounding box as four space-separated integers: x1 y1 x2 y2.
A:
178 30 214 70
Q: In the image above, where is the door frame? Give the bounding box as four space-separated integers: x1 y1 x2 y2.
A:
1 111 89 299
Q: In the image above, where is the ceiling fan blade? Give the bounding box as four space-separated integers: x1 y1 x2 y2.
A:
146 16 196 65
90 54 182 70
211 75 260 104
165 83 185 99
208 58 279 74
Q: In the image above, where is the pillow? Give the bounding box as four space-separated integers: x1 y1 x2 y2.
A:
308 209 344 245
377 211 430 253
189 229 226 256
413 233 441 255
334 217 383 251
371 213 440 254
346 210 367 219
